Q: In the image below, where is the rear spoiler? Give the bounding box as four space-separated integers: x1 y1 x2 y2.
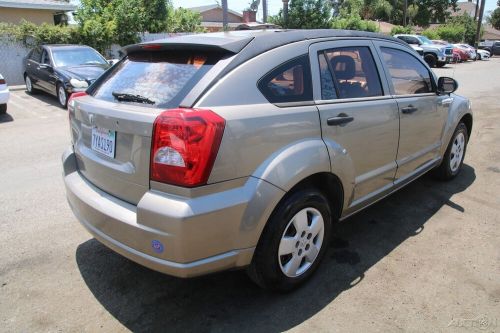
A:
123 35 254 55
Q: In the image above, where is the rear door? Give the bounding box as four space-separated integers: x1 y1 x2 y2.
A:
69 50 223 204
26 47 43 85
310 40 400 206
373 41 448 183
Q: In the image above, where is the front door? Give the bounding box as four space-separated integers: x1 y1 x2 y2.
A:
373 41 448 183
309 40 400 208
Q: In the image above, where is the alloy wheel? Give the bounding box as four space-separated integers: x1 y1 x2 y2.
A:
450 132 465 173
278 207 324 278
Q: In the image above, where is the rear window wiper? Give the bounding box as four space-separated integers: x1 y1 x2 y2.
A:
112 91 155 105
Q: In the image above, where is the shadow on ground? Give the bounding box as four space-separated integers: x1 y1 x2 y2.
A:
20 90 61 108
0 112 13 123
76 165 475 333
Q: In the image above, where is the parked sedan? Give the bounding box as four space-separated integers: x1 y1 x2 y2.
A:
476 48 490 60
0 73 9 114
23 45 111 108
454 44 477 61
453 46 470 62
64 30 472 291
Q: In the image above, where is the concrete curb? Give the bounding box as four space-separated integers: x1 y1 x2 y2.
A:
9 85 26 91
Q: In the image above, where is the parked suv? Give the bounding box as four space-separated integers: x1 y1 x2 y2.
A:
394 34 453 67
478 40 500 56
63 30 473 291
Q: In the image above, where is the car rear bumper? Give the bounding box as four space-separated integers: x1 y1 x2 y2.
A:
62 146 282 277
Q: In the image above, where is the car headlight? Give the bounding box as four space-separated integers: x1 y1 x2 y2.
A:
69 78 89 88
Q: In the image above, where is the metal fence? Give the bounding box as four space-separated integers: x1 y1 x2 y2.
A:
0 37 31 85
0 32 194 86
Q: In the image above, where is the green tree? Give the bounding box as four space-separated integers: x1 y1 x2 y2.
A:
76 0 171 50
488 8 500 30
330 0 379 32
269 0 332 29
167 7 206 33
413 0 458 26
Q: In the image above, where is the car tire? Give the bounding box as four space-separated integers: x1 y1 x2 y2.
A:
424 54 437 67
0 104 6 115
247 188 332 291
57 83 68 108
25 75 37 94
476 54 481 60
436 61 446 68
433 122 468 180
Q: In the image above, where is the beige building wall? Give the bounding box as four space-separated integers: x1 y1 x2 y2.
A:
0 7 56 25
201 8 243 23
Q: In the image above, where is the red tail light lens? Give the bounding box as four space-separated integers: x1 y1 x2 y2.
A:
67 92 88 111
151 108 225 187
0 79 5 85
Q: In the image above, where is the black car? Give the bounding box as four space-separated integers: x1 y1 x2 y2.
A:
23 45 111 107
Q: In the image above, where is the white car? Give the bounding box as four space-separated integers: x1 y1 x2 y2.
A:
476 48 490 60
0 73 9 115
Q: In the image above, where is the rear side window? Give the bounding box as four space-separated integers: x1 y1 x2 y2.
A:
258 55 312 104
319 46 383 99
91 51 222 108
381 47 434 95
30 48 42 62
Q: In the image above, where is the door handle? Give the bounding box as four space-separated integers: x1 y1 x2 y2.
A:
327 114 354 126
401 105 418 114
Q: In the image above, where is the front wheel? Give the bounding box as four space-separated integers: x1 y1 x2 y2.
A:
424 54 437 68
433 122 468 180
476 54 482 60
57 84 68 108
247 189 332 291
0 104 6 115
25 75 37 94
436 61 446 68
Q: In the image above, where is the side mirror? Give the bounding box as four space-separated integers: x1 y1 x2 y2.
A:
437 77 458 95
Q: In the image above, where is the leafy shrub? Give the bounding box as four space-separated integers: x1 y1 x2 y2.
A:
390 25 413 35
421 29 440 40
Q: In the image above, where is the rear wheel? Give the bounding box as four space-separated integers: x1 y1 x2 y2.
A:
247 188 332 291
25 75 37 94
57 83 68 108
424 54 437 67
0 104 6 115
433 122 468 180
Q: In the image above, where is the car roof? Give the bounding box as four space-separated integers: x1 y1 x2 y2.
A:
125 29 407 55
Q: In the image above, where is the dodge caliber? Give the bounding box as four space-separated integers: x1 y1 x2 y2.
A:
63 30 473 291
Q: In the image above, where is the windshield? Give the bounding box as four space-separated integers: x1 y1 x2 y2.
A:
417 36 433 45
52 48 108 67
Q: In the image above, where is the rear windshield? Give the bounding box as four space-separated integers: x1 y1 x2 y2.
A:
91 51 222 108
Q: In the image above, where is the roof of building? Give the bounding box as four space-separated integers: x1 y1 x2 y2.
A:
0 0 76 11
187 4 243 18
483 25 500 40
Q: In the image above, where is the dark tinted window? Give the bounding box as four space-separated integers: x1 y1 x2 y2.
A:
258 55 312 104
30 47 42 62
381 47 433 95
320 46 383 99
41 50 50 65
92 51 221 108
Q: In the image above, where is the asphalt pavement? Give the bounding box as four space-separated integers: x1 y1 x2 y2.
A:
0 59 499 332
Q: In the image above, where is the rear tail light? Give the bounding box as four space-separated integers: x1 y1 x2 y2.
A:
151 108 225 187
67 91 88 112
0 78 5 85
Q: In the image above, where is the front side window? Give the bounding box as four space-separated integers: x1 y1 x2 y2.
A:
258 55 312 104
381 47 434 95
319 46 383 100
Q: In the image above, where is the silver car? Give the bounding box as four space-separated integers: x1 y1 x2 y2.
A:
63 30 473 291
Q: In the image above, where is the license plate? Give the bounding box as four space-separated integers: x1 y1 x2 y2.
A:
91 127 116 158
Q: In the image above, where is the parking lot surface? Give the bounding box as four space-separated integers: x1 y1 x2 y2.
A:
0 59 499 332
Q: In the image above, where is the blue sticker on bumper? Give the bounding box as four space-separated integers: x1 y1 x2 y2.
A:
151 240 164 253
